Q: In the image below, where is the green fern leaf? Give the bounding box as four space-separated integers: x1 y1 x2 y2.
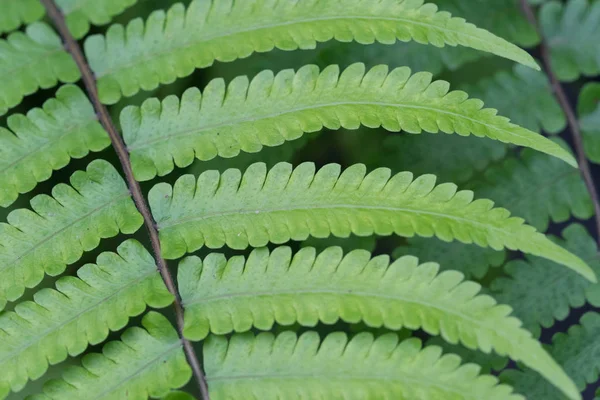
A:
468 147 593 232
28 312 191 400
162 392 196 400
393 237 505 280
150 162 593 280
86 0 539 104
0 240 173 398
0 85 110 208
502 312 600 400
0 22 80 116
122 63 574 181
426 337 509 375
578 82 600 164
180 246 577 398
491 224 600 336
461 65 566 134
381 133 507 184
539 0 600 82
0 160 143 309
56 0 139 39
205 331 525 400
0 0 45 34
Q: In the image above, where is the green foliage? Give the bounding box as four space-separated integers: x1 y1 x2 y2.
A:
0 22 80 116
461 65 566 134
150 162 592 279
0 0 45 34
0 85 110 208
0 240 173 398
122 63 573 181
469 147 593 232
492 224 600 336
179 246 576 397
29 312 191 400
502 312 600 400
56 0 139 38
0 160 143 309
85 0 538 104
578 82 600 163
540 0 600 81
393 237 505 280
205 331 523 400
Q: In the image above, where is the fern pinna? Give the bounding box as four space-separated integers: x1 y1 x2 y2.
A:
1 0 600 399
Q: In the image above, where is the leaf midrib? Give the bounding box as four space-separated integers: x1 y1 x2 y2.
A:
127 101 527 152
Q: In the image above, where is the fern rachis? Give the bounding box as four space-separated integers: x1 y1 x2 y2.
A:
0 1 597 400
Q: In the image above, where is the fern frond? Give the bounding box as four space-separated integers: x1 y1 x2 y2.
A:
0 0 45 34
469 147 593 232
0 22 80 116
0 85 110 208
56 0 139 39
393 237 505 280
539 0 600 82
29 312 191 400
150 162 593 280
382 133 507 184
0 240 173 398
502 312 600 400
205 331 525 400
461 64 566 134
426 337 508 375
0 160 143 309
180 246 577 398
163 392 196 400
123 63 574 181
578 82 600 164
86 0 539 104
491 224 600 336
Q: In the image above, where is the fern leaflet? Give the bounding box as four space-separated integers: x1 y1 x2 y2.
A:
0 240 173 398
180 246 577 398
539 0 600 82
205 331 524 400
0 22 80 116
149 162 593 280
0 85 110 208
492 224 600 336
28 312 191 400
85 0 539 104
0 160 143 309
0 0 45 34
578 82 600 164
469 146 593 232
123 63 574 181
56 0 139 39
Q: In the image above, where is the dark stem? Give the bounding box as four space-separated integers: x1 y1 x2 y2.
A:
40 1 210 398
520 0 600 244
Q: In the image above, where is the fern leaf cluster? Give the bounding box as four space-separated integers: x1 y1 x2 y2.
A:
1 0 599 399
0 160 142 308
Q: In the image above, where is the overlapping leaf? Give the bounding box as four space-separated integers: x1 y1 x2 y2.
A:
0 85 110 208
122 63 574 181
0 240 173 399
29 312 191 400
86 0 539 104
539 0 600 81
180 246 577 398
492 224 600 336
150 162 592 280
0 22 80 116
56 0 139 39
578 82 600 164
0 160 143 309
469 146 592 232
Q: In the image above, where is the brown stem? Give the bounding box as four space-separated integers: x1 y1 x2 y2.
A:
520 0 600 244
40 1 210 398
